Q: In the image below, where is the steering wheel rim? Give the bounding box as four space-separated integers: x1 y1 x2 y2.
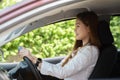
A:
23 56 42 80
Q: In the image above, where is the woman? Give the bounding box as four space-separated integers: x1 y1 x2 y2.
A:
19 11 101 80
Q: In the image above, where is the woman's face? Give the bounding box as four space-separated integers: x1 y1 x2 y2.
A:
75 19 90 41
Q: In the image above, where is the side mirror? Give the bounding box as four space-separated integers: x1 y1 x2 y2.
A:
0 48 4 61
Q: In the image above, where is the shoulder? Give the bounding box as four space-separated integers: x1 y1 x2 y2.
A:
87 45 99 52
78 45 99 55
76 45 99 63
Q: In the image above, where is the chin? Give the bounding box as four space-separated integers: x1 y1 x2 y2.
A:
76 38 81 40
76 36 82 40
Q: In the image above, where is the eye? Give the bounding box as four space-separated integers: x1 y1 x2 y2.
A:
76 24 80 27
77 25 79 27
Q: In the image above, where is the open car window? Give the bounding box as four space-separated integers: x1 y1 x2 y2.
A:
1 15 120 63
110 16 120 49
0 19 75 62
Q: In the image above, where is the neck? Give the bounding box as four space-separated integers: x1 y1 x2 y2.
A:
82 37 89 46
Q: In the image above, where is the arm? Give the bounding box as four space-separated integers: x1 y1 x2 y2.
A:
38 46 99 79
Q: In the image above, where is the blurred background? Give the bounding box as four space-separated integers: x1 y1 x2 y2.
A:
0 0 120 63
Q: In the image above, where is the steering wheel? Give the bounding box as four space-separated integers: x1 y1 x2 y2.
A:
23 56 42 80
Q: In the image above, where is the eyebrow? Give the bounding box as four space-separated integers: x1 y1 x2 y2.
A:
76 23 80 25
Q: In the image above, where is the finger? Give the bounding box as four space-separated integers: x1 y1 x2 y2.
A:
19 49 29 56
19 48 27 53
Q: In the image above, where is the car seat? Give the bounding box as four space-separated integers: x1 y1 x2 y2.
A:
89 20 118 78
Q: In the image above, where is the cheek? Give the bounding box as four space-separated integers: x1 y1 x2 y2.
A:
76 27 89 39
82 28 89 37
75 29 83 39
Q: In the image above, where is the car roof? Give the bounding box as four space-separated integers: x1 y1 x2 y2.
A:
0 0 120 46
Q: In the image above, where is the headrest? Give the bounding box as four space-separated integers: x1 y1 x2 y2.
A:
98 20 114 45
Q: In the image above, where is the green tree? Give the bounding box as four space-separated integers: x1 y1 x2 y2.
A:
1 20 75 62
110 16 120 48
0 0 120 62
0 0 22 10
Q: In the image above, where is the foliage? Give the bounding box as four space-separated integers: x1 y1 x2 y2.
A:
0 0 120 62
1 20 75 62
110 16 120 48
0 0 22 10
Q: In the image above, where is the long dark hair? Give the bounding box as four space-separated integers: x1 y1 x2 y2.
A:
73 11 101 50
62 11 101 67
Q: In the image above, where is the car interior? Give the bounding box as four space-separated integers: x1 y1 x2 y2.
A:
0 15 120 80
89 20 118 78
0 0 120 80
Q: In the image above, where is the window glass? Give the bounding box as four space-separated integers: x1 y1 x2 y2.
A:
110 16 120 48
0 0 23 10
1 20 75 62
2 16 120 62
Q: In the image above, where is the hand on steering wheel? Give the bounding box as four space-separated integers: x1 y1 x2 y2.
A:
18 46 42 80
23 56 42 80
